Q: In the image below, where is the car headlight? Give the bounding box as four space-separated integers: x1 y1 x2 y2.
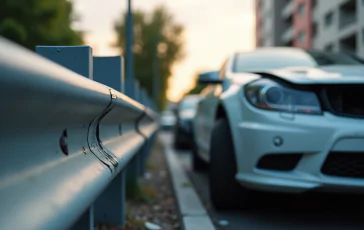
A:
244 79 322 114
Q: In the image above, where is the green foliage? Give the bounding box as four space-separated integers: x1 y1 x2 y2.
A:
114 5 185 110
0 0 83 50
186 84 204 95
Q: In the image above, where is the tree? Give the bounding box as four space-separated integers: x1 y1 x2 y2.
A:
0 0 83 50
114 5 184 110
187 84 204 95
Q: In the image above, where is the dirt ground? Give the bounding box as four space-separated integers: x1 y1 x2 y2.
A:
95 140 181 230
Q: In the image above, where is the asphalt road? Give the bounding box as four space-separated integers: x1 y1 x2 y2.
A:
160 131 364 230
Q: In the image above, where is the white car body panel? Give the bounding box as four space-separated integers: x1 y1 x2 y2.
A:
194 62 364 194
229 91 364 193
195 85 221 161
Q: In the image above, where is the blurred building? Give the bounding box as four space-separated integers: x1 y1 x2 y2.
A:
255 0 364 57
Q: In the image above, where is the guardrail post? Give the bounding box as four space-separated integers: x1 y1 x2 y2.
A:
36 46 93 79
93 56 124 92
138 88 148 177
92 56 126 227
151 100 157 112
124 74 135 97
36 46 96 229
147 97 153 110
93 171 126 227
124 77 141 199
134 80 141 102
71 206 94 230
144 94 150 109
134 81 142 176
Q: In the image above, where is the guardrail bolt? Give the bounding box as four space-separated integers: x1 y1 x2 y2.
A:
59 129 68 156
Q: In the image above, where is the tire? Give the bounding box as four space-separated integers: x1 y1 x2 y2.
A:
192 142 207 171
209 118 253 210
173 139 182 150
173 129 183 149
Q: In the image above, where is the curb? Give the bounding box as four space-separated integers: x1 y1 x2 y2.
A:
160 136 215 230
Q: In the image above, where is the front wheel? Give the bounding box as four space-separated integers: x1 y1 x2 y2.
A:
209 118 254 210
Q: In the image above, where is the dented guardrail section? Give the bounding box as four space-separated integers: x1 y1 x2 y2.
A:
0 37 159 230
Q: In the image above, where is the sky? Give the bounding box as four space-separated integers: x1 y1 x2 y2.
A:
73 0 255 102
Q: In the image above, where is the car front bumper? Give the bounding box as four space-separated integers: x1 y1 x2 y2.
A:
234 98 364 194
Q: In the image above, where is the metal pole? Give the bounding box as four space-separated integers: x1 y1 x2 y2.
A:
152 36 159 109
125 0 134 96
125 0 141 201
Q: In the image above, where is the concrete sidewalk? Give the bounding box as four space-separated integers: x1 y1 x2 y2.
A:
159 134 215 230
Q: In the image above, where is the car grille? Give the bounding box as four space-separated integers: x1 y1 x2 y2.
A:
321 152 364 179
324 85 364 118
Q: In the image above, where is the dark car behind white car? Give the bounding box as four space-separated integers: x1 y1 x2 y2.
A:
173 94 201 149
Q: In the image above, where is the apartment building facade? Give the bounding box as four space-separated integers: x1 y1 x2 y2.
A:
255 0 364 57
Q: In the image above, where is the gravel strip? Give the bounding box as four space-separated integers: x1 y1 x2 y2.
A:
96 140 181 230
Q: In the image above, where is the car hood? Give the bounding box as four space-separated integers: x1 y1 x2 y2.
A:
266 65 364 84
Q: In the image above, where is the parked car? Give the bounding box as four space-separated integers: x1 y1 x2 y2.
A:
173 94 201 149
193 47 364 210
160 110 176 130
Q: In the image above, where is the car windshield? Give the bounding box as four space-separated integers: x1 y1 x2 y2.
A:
233 49 363 73
306 51 364 65
180 97 200 111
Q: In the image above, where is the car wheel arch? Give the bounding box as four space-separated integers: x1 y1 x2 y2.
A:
215 103 234 131
215 103 227 120
214 102 242 172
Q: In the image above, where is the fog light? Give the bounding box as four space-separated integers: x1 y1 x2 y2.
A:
273 136 283 147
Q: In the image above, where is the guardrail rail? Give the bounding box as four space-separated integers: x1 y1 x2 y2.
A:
0 37 159 230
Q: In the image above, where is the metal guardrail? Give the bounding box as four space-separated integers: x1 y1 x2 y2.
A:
0 37 159 230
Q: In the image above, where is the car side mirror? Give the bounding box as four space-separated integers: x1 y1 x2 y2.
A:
197 70 222 84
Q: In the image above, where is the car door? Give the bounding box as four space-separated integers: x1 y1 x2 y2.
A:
195 85 211 159
195 61 228 162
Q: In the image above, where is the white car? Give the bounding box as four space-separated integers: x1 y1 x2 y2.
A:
160 110 176 130
193 47 364 210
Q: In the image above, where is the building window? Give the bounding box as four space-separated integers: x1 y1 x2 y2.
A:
340 33 357 53
298 32 306 43
325 11 334 28
339 0 357 29
298 3 305 15
325 44 334 52
312 0 317 8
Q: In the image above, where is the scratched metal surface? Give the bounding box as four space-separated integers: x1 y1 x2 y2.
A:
0 37 157 230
